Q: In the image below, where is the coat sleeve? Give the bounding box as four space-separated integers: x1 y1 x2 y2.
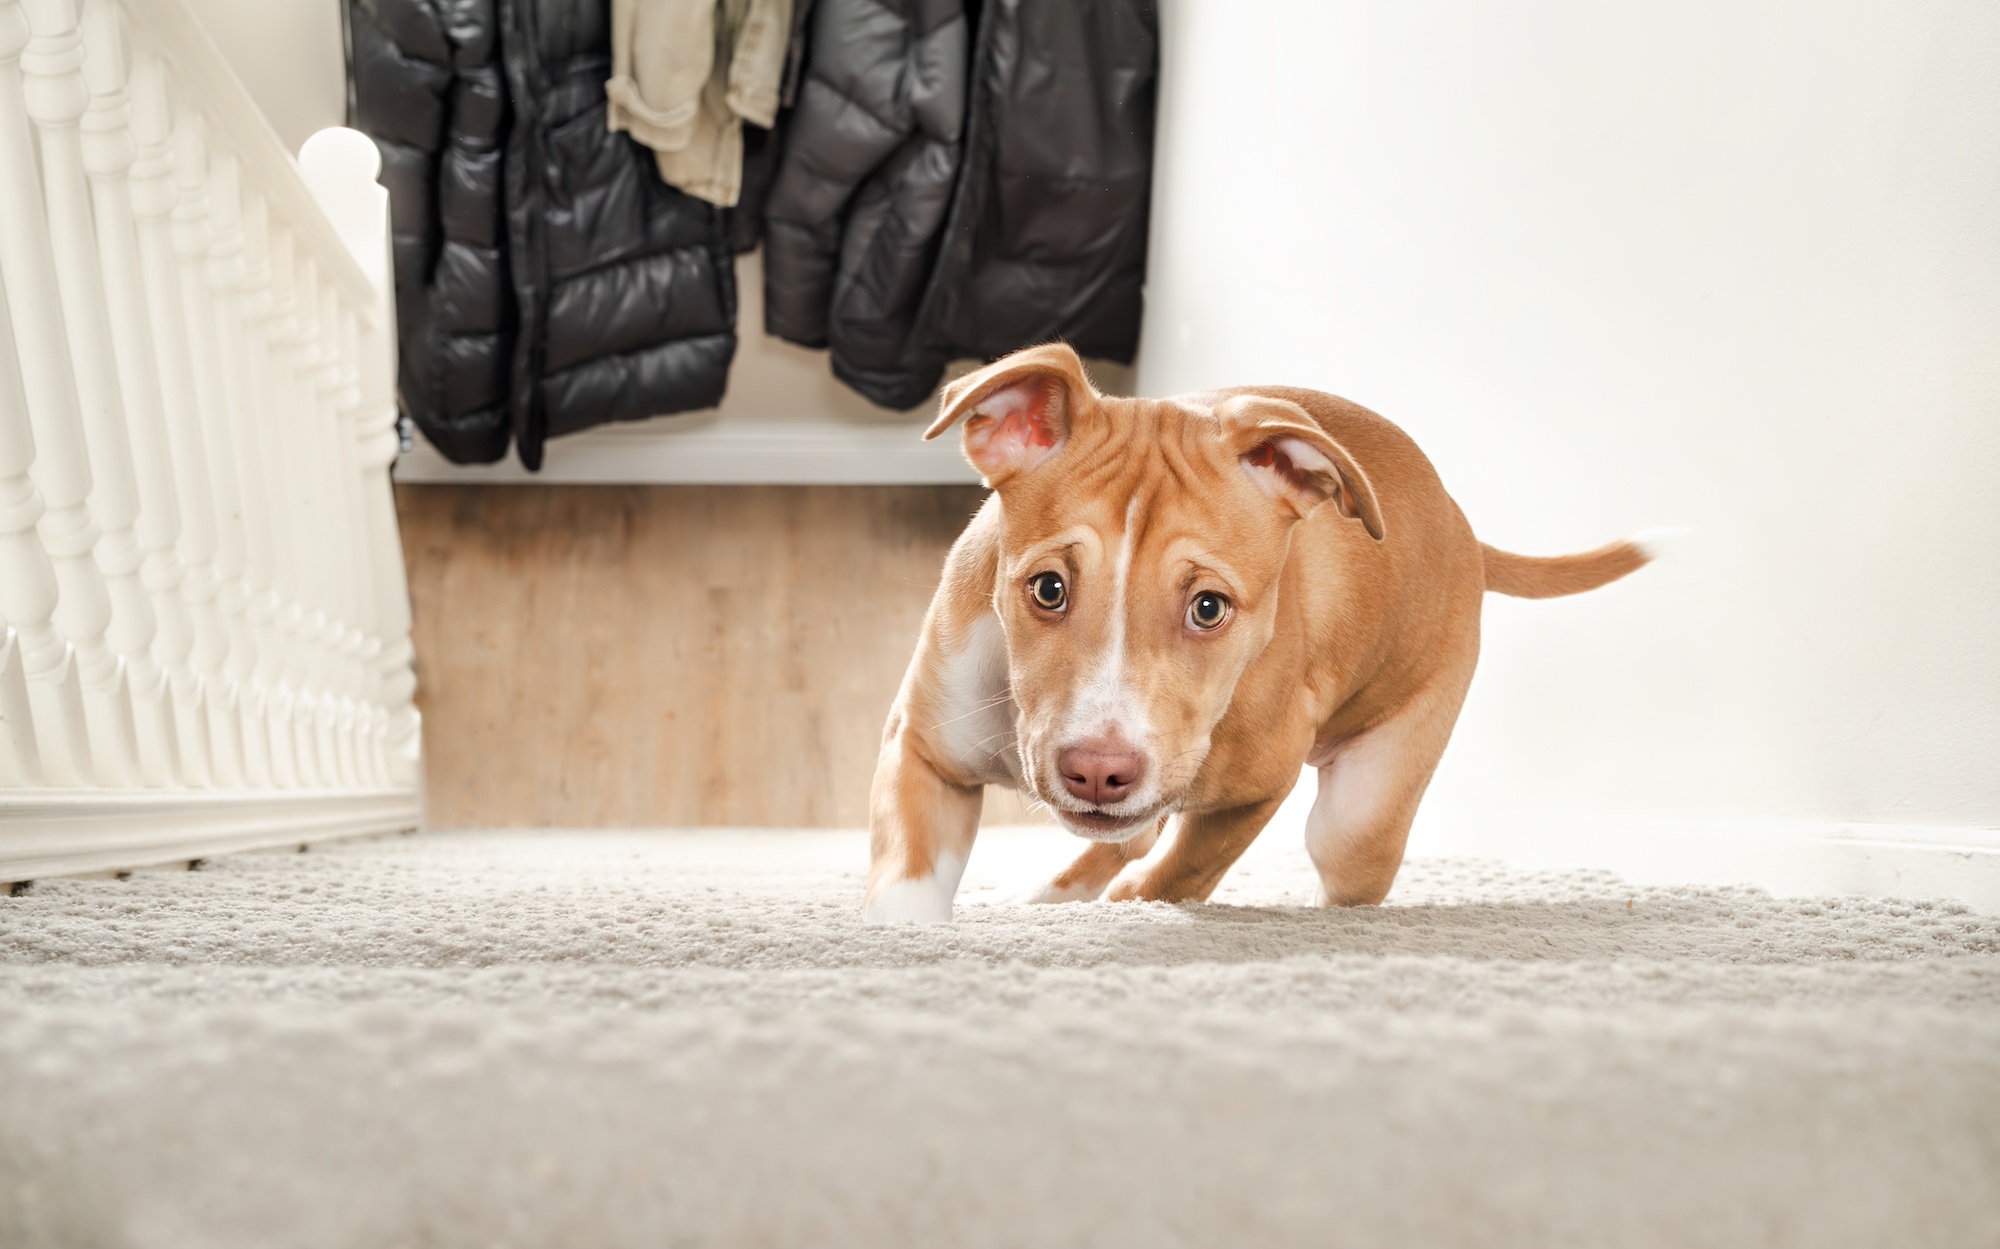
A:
762 0 964 348
349 0 514 464
605 0 716 154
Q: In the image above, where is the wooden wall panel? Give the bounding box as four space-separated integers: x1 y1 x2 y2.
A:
396 484 1048 829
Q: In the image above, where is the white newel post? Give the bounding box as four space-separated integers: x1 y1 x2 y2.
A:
1 0 421 879
300 127 416 789
0 0 135 787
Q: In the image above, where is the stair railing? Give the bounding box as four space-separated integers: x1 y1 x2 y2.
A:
0 0 420 880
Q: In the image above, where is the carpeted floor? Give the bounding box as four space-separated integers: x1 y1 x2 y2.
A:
2 826 1997 1248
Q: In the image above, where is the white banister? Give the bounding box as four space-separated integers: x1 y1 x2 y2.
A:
0 0 420 880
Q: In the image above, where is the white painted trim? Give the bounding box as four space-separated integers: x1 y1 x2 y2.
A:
1418 813 2000 912
0 789 422 882
391 418 982 486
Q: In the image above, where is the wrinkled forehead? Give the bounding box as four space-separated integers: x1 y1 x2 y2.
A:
997 441 1283 589
997 400 1228 538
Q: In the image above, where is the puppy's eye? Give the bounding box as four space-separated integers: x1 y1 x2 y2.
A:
1187 591 1231 631
1028 571 1068 612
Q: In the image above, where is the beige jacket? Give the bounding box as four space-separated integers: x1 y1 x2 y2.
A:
606 0 792 207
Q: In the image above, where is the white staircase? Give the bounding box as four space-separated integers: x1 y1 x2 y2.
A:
0 0 419 879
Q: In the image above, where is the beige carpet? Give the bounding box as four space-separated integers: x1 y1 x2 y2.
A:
2 827 1997 1248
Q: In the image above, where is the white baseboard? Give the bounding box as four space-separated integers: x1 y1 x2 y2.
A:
1413 814 2000 912
391 417 981 486
0 788 423 882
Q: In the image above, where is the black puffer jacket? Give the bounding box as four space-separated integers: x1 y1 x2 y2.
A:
500 0 738 469
347 0 739 468
920 0 1156 371
762 0 970 406
348 0 513 464
764 0 1155 410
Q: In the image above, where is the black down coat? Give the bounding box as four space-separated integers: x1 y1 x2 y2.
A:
349 0 514 464
762 0 970 407
921 0 1156 374
500 0 737 469
763 0 1155 410
346 0 739 468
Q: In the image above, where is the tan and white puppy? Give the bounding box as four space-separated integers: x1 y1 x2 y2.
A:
865 342 1659 923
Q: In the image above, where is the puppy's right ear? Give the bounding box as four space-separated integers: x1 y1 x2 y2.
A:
924 343 1096 487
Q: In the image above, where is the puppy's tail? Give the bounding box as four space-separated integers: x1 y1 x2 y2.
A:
1480 528 1688 599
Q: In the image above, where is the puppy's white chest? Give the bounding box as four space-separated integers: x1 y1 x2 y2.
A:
932 611 1021 787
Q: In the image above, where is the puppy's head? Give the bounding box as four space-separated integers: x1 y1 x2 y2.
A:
928 344 1384 841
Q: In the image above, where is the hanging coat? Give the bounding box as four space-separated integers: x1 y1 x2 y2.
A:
762 0 1156 411
761 0 972 409
500 0 739 469
918 0 1156 374
347 0 741 468
348 0 515 464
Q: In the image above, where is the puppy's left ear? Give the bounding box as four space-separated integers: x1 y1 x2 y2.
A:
924 343 1097 487
1217 396 1385 539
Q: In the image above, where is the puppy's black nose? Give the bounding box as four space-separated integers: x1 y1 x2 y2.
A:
1057 742 1146 805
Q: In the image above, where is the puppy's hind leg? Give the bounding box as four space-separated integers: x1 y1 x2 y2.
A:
1305 674 1471 907
1017 817 1164 903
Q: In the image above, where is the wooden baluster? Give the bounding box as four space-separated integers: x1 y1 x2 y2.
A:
298 265 351 785
263 226 325 787
202 149 275 786
370 412 418 789
80 0 191 786
0 271 87 784
317 281 367 788
339 306 390 787
0 626 36 783
0 0 135 786
26 0 178 785
285 244 339 785
168 103 247 786
124 47 212 784
236 190 300 787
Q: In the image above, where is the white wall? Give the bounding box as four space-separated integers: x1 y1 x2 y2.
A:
183 0 347 155
1140 0 2000 853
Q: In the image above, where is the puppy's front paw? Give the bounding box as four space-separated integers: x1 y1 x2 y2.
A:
862 875 957 924
1103 877 1145 903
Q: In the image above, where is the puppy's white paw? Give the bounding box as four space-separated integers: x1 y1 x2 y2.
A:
1006 880 1101 905
863 879 954 924
862 854 967 924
